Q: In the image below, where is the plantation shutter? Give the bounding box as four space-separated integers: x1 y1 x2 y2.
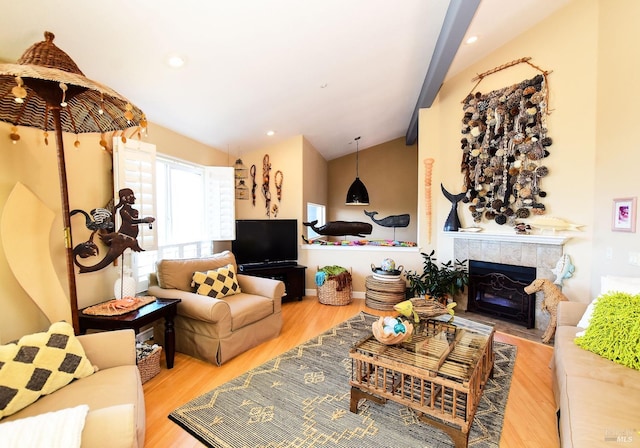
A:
204 166 235 241
113 137 158 251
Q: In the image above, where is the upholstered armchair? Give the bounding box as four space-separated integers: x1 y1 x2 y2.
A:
147 250 285 365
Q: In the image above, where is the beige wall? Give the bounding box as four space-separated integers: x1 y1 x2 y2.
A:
327 137 418 242
234 135 304 224
0 121 227 342
4 0 638 339
592 0 640 289
419 0 640 303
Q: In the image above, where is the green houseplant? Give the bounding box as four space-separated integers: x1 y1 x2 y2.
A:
404 250 469 302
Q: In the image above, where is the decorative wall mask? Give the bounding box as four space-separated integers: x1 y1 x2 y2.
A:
274 170 283 202
262 154 271 216
460 58 552 225
250 164 257 206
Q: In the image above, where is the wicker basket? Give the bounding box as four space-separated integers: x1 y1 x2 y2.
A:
317 269 352 306
364 275 407 310
136 344 162 384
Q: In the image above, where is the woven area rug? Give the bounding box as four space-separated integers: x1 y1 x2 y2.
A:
169 312 517 448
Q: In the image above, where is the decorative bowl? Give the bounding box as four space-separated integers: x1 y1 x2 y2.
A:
371 316 414 345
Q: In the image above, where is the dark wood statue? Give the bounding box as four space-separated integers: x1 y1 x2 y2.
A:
72 188 155 273
441 184 466 231
303 220 372 237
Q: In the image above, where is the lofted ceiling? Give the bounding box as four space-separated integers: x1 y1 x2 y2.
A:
0 0 569 160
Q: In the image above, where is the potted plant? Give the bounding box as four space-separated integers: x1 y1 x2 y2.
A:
404 250 469 303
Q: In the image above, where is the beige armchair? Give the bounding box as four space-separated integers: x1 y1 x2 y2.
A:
148 251 285 365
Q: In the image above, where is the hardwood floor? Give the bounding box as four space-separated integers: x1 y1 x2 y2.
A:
142 297 559 447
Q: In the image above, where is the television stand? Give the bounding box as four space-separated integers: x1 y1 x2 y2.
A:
240 264 306 302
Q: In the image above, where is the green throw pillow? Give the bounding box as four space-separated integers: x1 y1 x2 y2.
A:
191 264 241 299
575 292 640 370
0 321 96 418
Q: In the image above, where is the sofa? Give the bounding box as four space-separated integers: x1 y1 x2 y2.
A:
147 250 285 366
552 277 640 447
0 328 145 447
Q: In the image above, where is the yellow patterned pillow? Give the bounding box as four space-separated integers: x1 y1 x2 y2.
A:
0 321 96 419
191 264 241 299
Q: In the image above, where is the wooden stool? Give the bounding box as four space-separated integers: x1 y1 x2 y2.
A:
365 275 407 310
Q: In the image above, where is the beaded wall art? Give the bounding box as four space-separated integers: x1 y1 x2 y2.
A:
460 69 552 225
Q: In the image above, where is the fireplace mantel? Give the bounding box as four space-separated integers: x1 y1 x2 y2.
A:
443 231 570 246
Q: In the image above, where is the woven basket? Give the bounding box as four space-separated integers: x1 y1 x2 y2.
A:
364 275 407 310
317 270 352 306
410 297 450 320
136 345 162 384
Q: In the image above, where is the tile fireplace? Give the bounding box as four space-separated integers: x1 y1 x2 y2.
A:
450 232 568 331
467 260 536 328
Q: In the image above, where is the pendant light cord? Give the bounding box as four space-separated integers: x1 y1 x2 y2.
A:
355 136 361 176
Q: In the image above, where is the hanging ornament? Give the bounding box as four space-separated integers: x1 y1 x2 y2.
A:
99 133 108 150
43 131 49 146
9 126 20 144
74 136 80 148
124 103 134 123
274 170 283 201
12 77 27 103
59 82 68 107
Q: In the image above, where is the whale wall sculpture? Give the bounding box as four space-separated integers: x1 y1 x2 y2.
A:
303 220 372 237
364 210 410 228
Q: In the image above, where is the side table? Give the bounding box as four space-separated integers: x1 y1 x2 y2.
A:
364 275 407 310
79 298 181 369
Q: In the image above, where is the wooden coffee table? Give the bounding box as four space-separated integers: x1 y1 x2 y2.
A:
349 316 495 448
79 298 181 369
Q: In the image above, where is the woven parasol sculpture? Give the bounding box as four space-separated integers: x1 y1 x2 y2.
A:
0 31 147 334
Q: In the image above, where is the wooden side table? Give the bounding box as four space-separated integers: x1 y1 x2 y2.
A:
79 298 181 369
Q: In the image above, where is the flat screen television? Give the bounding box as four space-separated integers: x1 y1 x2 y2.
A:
232 219 298 269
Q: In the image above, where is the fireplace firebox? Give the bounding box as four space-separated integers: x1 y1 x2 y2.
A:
467 260 536 328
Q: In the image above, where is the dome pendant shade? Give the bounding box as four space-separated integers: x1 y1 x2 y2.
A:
346 177 369 205
345 136 369 205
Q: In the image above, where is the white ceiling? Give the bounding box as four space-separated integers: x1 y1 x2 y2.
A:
0 0 569 160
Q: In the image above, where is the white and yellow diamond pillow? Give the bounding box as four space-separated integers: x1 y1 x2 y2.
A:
0 321 96 419
191 264 241 299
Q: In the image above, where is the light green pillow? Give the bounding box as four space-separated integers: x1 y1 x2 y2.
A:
575 292 640 370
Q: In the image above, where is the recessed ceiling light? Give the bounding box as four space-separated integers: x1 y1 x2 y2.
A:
266 130 276 137
166 54 186 68
465 35 478 45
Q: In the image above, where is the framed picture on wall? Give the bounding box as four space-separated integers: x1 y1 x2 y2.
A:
612 197 636 232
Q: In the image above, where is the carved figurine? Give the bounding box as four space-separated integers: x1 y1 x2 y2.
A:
524 278 569 344
441 184 466 231
73 188 155 273
303 220 372 237
551 254 575 286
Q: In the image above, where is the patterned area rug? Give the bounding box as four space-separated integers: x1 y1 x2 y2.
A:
169 312 517 447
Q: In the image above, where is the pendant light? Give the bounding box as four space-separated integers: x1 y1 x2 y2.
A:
345 136 370 205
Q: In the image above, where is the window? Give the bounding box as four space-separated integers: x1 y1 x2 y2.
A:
114 143 234 292
306 202 326 240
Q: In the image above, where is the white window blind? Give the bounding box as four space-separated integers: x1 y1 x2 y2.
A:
113 138 158 292
205 166 235 241
112 138 158 251
113 147 234 293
